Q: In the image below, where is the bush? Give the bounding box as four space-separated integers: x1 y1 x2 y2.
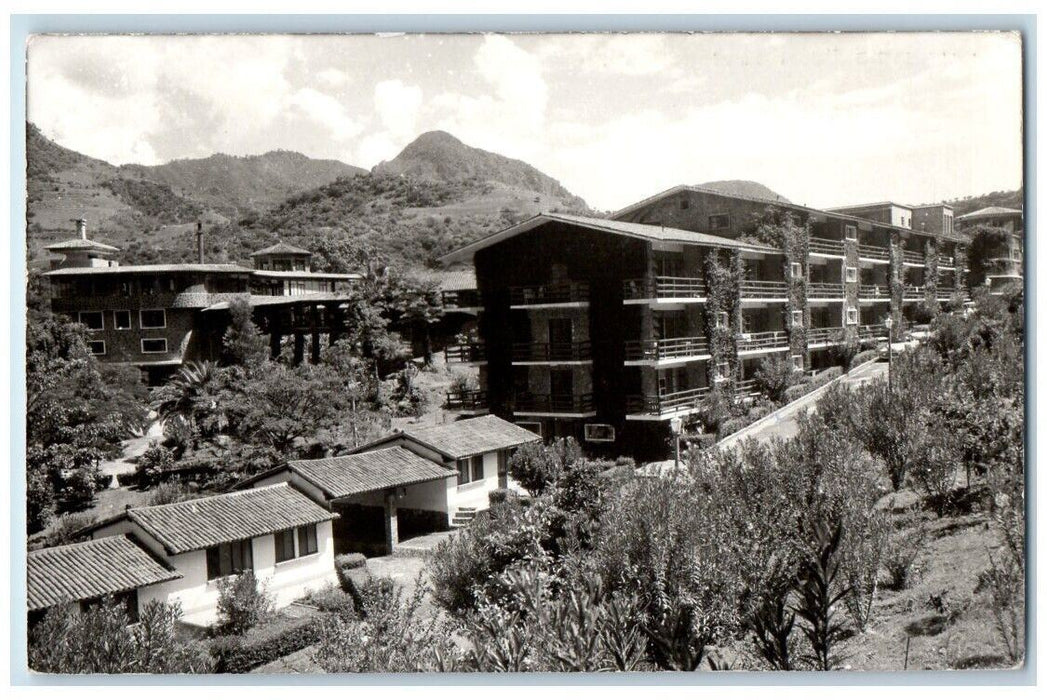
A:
488 488 510 505
810 366 843 387
508 438 581 496
882 524 926 591
718 415 752 439
334 553 369 594
303 583 357 615
146 481 197 506
136 442 176 487
849 349 880 369
754 355 799 403
210 615 321 673
215 571 274 635
782 382 811 404
38 512 95 549
747 405 771 422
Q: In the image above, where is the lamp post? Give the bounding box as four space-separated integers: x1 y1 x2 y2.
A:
884 315 894 391
670 417 683 469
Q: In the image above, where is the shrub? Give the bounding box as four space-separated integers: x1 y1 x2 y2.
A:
792 520 851 671
303 583 356 615
849 349 880 369
696 386 733 432
488 488 510 505
136 442 176 487
882 523 926 591
38 512 95 549
754 354 799 403
782 382 811 404
747 405 771 422
975 546 1024 665
911 301 936 325
718 415 752 439
334 553 370 600
508 438 581 496
215 571 274 635
210 615 321 673
146 481 197 506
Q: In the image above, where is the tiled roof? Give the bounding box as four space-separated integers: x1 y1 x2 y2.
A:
440 212 779 264
27 535 181 610
251 270 361 280
124 484 335 554
202 292 353 311
424 268 477 292
286 447 457 499
956 206 1023 220
251 242 313 257
402 415 541 459
45 263 253 277
45 238 120 252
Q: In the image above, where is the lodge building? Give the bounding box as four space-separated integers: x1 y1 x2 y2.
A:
440 186 971 458
955 205 1024 294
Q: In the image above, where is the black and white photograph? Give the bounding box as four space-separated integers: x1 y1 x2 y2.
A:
16 22 1027 679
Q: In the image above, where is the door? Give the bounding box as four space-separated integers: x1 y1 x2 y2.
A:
550 368 574 410
497 449 509 489
548 318 573 361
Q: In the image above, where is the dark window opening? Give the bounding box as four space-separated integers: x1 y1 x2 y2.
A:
78 311 104 330
274 529 295 563
113 310 132 330
297 524 318 556
206 539 253 580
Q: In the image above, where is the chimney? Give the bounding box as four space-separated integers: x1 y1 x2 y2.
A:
196 222 204 264
74 218 87 240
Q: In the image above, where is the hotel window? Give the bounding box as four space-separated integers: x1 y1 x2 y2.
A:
790 262 802 279
708 214 730 230
87 340 106 356
845 307 859 325
845 266 858 283
457 454 484 485
584 424 616 443
716 311 729 329
298 524 318 556
140 309 166 329
844 225 857 240
113 310 132 330
141 338 168 354
515 421 542 437
78 311 104 330
206 539 254 580
274 529 296 564
791 310 803 327
791 355 804 371
679 198 690 210
716 362 730 380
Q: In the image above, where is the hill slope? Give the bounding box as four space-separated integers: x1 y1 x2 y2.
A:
374 131 588 211
946 187 1024 217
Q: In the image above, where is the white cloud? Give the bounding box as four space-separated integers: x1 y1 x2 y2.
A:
288 87 364 142
374 79 423 138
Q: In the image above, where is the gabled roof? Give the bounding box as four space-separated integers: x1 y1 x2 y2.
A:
425 268 477 292
956 206 1023 221
45 238 120 252
250 242 313 257
251 270 361 280
93 484 335 555
45 263 253 277
609 184 798 220
276 447 458 500
825 201 913 213
352 415 542 460
27 535 181 610
440 212 779 265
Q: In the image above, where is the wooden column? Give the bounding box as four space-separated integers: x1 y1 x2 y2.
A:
293 332 305 366
310 304 321 364
383 492 399 554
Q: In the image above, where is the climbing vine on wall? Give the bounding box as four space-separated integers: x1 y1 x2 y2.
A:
889 231 905 330
704 248 741 388
924 237 939 314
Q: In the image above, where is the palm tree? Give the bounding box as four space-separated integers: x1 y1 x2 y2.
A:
150 361 227 437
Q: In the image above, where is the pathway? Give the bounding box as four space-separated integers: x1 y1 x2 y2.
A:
99 418 163 486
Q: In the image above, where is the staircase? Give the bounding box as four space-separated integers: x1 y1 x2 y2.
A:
451 507 478 529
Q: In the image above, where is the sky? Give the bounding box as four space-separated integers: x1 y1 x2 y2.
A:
27 32 1023 211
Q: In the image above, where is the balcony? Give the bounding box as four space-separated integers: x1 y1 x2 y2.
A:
444 342 486 364
624 336 709 363
626 386 709 418
902 286 925 301
739 279 789 299
807 327 846 346
808 237 845 257
623 276 706 302
858 324 888 341
441 289 482 310
737 330 790 354
512 341 591 363
515 392 595 415
509 281 589 307
902 249 925 266
858 244 891 263
735 378 761 399
445 389 487 412
807 281 845 299
938 255 955 268
859 284 891 300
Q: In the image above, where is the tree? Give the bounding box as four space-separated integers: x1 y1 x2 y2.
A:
966 224 1012 289
151 361 229 444
754 354 799 403
215 570 274 636
508 438 582 496
221 295 268 367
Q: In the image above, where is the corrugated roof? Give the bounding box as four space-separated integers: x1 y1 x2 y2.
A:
27 535 181 610
45 263 253 277
287 447 457 499
44 238 120 252
440 212 779 264
956 206 1023 220
251 242 313 257
123 484 335 555
402 415 542 459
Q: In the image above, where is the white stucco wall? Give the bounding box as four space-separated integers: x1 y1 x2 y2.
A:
448 451 501 512
89 517 337 627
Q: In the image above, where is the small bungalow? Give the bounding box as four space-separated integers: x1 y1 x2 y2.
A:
77 483 338 626
239 415 541 555
27 535 182 625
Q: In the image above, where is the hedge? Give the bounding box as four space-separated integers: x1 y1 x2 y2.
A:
782 383 810 404
811 366 843 386
746 405 771 422
489 488 510 505
334 554 369 596
210 614 321 673
718 416 754 439
850 349 881 369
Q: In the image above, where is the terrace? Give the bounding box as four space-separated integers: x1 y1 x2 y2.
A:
807 281 845 300
509 281 589 308
902 286 925 301
737 330 790 354
808 237 845 257
444 342 486 364
440 289 482 310
859 284 891 300
623 276 706 302
444 389 487 412
807 326 846 346
858 244 891 263
512 340 592 363
624 336 710 364
858 323 888 340
514 392 595 416
625 386 709 418
739 279 789 300
902 249 925 266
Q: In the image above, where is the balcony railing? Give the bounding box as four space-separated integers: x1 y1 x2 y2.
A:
735 378 760 398
808 237 845 256
737 330 790 352
624 336 709 362
623 275 706 300
807 327 846 345
515 393 594 414
858 324 888 340
859 284 891 299
445 389 487 411
444 342 486 363
739 279 789 298
903 286 925 300
807 281 845 298
902 249 925 265
858 244 891 262
626 386 709 416
513 341 591 362
938 255 955 268
509 281 589 306
441 289 482 309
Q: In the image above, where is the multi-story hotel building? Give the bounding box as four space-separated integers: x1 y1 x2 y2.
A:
955 206 1024 294
43 221 361 383
441 186 970 457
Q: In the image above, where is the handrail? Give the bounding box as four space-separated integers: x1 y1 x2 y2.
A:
623 275 706 299
513 340 592 362
739 279 789 297
509 281 589 305
626 386 709 415
515 392 594 413
902 286 925 299
624 335 709 361
444 342 486 363
859 284 891 298
858 244 890 261
807 326 846 344
808 237 845 256
807 282 845 298
902 249 925 265
441 289 482 308
737 330 790 351
445 389 487 410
